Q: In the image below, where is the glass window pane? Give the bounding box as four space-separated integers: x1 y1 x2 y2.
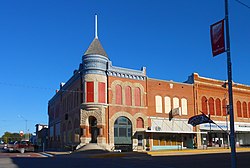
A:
119 128 127 137
114 128 118 137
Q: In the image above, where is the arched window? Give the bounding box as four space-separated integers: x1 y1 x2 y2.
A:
134 87 141 106
181 98 188 115
115 85 122 105
201 96 208 114
164 96 171 114
125 86 132 106
136 117 144 128
222 99 227 116
114 117 132 145
173 97 179 109
215 98 221 116
243 102 247 118
249 102 250 119
155 95 162 113
208 97 215 115
237 101 242 117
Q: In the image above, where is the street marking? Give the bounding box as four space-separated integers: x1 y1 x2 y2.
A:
16 155 31 157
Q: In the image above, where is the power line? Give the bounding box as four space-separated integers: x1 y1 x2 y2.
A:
0 81 83 93
235 0 250 9
0 81 54 91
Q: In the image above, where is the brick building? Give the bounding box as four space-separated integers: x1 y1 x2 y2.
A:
186 73 250 148
48 16 250 151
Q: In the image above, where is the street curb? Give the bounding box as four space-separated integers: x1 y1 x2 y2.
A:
147 147 250 156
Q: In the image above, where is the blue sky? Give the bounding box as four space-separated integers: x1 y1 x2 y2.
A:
0 0 250 137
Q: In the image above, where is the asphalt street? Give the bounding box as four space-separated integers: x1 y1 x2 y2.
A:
1 149 250 168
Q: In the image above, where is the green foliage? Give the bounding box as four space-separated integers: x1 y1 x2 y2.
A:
1 132 22 143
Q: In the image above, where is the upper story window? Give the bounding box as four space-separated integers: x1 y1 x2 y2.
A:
248 102 250 118
173 97 179 109
98 82 106 103
115 85 122 105
215 98 222 116
125 86 132 106
86 82 94 102
155 95 162 113
222 99 227 116
134 87 141 106
164 96 171 114
208 97 215 115
237 101 242 117
243 102 247 118
201 96 208 115
181 98 188 115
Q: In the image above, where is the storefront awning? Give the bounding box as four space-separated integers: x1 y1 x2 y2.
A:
144 130 207 134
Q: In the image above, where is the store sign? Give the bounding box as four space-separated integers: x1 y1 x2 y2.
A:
200 122 250 132
235 124 250 132
199 123 228 131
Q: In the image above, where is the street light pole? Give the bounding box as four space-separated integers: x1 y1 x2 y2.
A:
225 0 237 167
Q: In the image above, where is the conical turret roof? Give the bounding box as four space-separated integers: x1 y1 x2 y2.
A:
84 38 108 58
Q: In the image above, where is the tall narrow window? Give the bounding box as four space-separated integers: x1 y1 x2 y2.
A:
115 85 122 105
243 102 247 118
248 102 250 119
208 97 215 115
237 101 242 117
222 99 227 116
181 98 188 115
86 82 94 102
98 82 105 103
173 97 179 109
164 96 171 113
136 117 144 128
134 87 141 106
125 86 132 106
202 96 208 114
215 98 222 116
155 95 162 113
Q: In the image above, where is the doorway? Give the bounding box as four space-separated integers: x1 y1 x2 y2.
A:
89 116 98 143
114 116 132 151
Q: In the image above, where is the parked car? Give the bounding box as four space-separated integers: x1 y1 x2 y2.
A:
6 141 34 153
13 141 35 153
0 142 7 150
6 141 16 152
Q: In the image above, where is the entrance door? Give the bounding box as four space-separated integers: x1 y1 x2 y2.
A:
114 116 132 151
89 116 98 143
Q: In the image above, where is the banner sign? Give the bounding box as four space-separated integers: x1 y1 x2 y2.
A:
210 19 225 56
188 113 214 127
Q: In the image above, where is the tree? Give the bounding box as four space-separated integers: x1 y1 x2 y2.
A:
1 132 22 143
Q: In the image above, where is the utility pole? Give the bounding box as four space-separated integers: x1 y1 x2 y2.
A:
225 0 237 167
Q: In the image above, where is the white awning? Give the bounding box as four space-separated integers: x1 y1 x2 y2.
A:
145 130 207 134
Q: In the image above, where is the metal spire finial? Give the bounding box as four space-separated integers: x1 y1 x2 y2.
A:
95 14 98 39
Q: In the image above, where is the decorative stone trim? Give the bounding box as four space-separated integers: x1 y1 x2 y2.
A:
110 80 145 106
107 61 146 81
80 108 106 126
108 111 147 146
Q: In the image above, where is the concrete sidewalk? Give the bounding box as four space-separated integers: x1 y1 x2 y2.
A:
147 147 250 156
41 147 250 158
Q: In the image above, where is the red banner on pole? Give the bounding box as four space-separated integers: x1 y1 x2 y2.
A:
210 19 225 56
